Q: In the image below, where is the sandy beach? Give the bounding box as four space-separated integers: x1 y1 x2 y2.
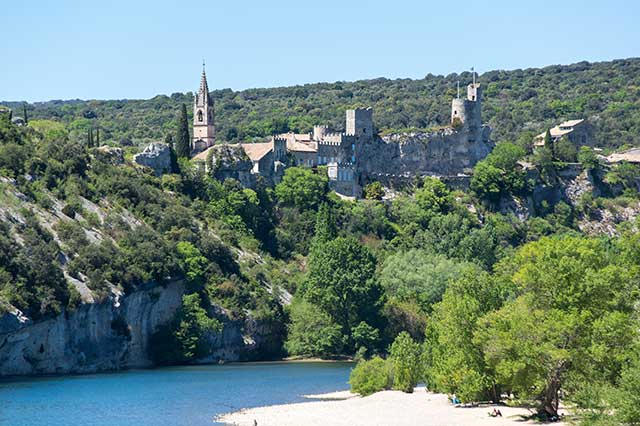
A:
217 387 556 426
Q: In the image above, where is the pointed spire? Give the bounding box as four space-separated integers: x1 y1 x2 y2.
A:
197 61 211 106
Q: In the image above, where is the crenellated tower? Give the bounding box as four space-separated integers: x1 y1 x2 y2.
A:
192 63 215 154
451 82 482 138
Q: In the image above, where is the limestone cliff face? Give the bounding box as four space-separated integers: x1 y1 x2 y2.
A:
0 281 278 376
360 127 493 180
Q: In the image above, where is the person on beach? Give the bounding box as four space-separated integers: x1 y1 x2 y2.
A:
489 408 502 417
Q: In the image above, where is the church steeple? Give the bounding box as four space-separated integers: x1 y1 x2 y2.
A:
196 60 212 107
192 62 215 154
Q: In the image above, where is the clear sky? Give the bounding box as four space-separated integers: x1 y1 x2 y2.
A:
1 0 639 102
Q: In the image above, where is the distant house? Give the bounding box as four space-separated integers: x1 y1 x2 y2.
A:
607 148 640 164
534 119 595 148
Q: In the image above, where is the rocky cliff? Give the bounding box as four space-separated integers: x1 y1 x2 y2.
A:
0 280 278 376
360 127 494 181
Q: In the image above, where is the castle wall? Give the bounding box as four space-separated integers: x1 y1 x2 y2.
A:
358 127 493 181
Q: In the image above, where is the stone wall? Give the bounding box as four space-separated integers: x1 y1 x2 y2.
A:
358 127 493 182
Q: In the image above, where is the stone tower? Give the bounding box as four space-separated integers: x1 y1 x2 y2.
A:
192 64 215 154
451 83 482 133
346 108 373 138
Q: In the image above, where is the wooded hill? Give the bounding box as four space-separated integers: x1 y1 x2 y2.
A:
4 58 640 148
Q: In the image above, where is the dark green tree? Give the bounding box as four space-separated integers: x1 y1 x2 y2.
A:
302 237 383 348
175 104 191 158
312 202 337 247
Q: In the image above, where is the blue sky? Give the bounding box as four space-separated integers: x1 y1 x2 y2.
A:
1 0 639 102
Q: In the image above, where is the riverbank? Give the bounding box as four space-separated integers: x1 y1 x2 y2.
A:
218 387 562 426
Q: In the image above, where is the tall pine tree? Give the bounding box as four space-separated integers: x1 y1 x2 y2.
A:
22 104 28 125
165 133 179 173
544 129 554 158
175 104 191 158
310 202 337 253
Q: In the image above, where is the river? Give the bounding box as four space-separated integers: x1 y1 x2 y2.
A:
0 361 353 426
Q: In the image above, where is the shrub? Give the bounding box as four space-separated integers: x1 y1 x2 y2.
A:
349 356 392 396
364 182 385 200
389 331 422 393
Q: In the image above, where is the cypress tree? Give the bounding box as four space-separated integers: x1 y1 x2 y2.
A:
175 104 191 158
87 129 91 147
165 133 179 173
311 202 337 249
22 104 28 124
544 129 554 158
96 127 100 146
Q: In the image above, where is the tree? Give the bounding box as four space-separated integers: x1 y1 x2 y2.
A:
175 104 191 158
150 293 221 364
312 202 337 246
349 356 392 396
379 250 474 312
176 241 208 287
422 267 511 402
577 146 600 171
364 181 385 200
351 321 380 357
471 142 527 202
554 136 577 162
606 161 640 190
284 300 344 357
415 177 452 214
22 103 28 125
389 332 422 393
544 129 553 156
275 167 328 210
475 236 639 417
301 237 383 349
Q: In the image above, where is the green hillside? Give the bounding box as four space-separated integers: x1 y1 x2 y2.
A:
4 58 640 148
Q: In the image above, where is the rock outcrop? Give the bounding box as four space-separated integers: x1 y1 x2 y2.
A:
133 143 172 176
0 281 279 376
361 127 494 183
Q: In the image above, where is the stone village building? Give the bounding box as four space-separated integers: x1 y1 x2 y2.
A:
190 66 495 198
534 119 595 149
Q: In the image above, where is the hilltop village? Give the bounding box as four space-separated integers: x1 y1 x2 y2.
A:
133 67 497 197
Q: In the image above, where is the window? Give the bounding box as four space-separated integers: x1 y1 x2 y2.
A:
197 110 203 122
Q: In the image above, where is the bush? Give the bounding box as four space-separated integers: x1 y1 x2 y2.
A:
389 331 422 393
349 356 392 396
364 182 385 200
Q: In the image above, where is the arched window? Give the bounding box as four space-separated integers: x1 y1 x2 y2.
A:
197 110 203 122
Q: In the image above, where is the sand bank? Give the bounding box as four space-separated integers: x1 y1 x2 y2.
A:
217 387 557 426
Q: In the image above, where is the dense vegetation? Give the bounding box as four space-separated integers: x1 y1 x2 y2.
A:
4 58 640 149
2 58 640 425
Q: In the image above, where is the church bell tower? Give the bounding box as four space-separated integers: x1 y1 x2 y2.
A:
192 62 215 154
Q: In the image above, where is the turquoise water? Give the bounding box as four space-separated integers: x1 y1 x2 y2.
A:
0 362 353 426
